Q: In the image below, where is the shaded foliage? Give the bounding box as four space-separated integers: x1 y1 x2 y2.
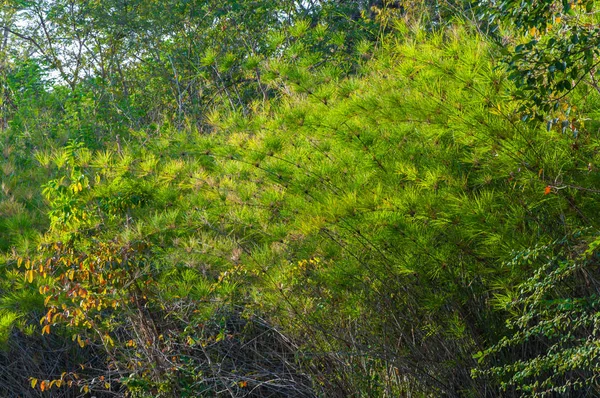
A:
481 0 600 119
475 232 600 396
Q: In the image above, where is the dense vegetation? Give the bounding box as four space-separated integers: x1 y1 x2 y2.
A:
1 0 600 396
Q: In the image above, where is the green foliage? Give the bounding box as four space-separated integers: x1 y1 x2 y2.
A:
2 2 600 397
22 20 596 395
4 0 379 134
203 23 600 395
474 232 600 396
481 0 600 118
16 132 315 394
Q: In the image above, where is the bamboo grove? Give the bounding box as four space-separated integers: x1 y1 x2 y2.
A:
1 0 600 396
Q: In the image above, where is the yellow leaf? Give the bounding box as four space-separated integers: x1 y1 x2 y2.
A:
42 325 51 335
77 335 85 348
30 378 38 389
104 382 110 389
